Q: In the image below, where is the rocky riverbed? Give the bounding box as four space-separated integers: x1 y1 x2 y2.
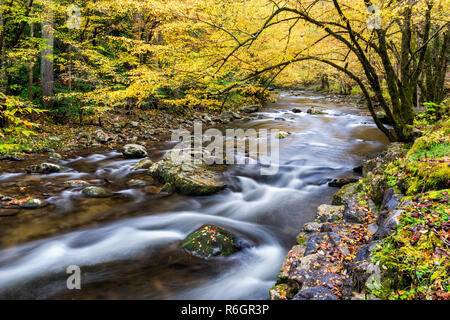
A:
0 91 392 299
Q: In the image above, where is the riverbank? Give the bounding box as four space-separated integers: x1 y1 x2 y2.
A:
269 119 450 300
0 103 265 159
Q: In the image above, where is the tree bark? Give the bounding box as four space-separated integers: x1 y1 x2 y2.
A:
41 0 54 108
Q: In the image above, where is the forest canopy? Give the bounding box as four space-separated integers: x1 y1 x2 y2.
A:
0 0 449 146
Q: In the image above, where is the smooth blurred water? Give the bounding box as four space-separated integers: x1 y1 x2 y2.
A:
0 91 388 299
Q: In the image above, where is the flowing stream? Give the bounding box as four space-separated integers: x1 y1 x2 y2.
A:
0 91 389 299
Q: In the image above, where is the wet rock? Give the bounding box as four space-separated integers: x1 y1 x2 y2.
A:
181 224 240 258
316 204 345 223
381 188 403 211
26 163 61 174
381 209 403 232
94 129 111 143
149 150 225 196
48 152 62 160
320 223 334 233
20 198 47 209
343 198 365 224
292 108 302 113
303 222 322 233
274 117 286 121
82 186 113 198
346 260 380 292
122 144 148 159
307 108 327 115
371 174 388 205
304 232 341 256
292 285 338 300
269 284 288 300
232 112 242 119
302 270 351 298
0 154 24 161
328 177 359 188
127 179 146 188
331 182 359 205
362 143 405 177
131 158 154 170
287 252 342 296
276 245 307 284
239 105 259 113
63 180 90 187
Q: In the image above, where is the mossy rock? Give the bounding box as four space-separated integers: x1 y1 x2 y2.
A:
269 284 288 300
181 224 240 258
363 143 406 177
331 182 359 205
149 150 226 196
403 160 450 194
26 162 61 174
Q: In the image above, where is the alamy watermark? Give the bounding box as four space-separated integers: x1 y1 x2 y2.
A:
170 121 281 175
367 5 382 30
67 5 81 30
66 265 81 290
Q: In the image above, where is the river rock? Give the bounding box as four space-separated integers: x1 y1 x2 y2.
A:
127 179 146 188
316 204 345 223
232 112 242 119
82 186 113 198
131 158 154 170
20 198 47 209
239 105 259 113
276 244 307 284
181 224 240 258
292 108 302 113
362 143 405 177
148 150 225 196
63 180 90 187
328 177 359 188
48 152 62 160
304 232 341 256
307 108 327 115
122 144 148 158
292 285 338 300
303 222 322 233
94 129 111 143
343 198 366 224
269 284 288 300
331 182 359 205
26 163 61 174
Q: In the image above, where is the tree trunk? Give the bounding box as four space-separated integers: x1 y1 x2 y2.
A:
28 0 34 102
41 0 54 108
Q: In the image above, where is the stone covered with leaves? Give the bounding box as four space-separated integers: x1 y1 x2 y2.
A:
271 119 450 300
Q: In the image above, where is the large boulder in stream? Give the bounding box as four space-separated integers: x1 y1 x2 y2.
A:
81 186 113 198
182 224 240 258
26 162 61 174
148 150 225 196
122 144 148 158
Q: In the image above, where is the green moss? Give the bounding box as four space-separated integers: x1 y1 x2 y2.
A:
182 224 238 258
371 189 450 300
403 161 450 195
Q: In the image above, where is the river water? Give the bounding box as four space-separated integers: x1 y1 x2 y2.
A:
0 91 388 299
